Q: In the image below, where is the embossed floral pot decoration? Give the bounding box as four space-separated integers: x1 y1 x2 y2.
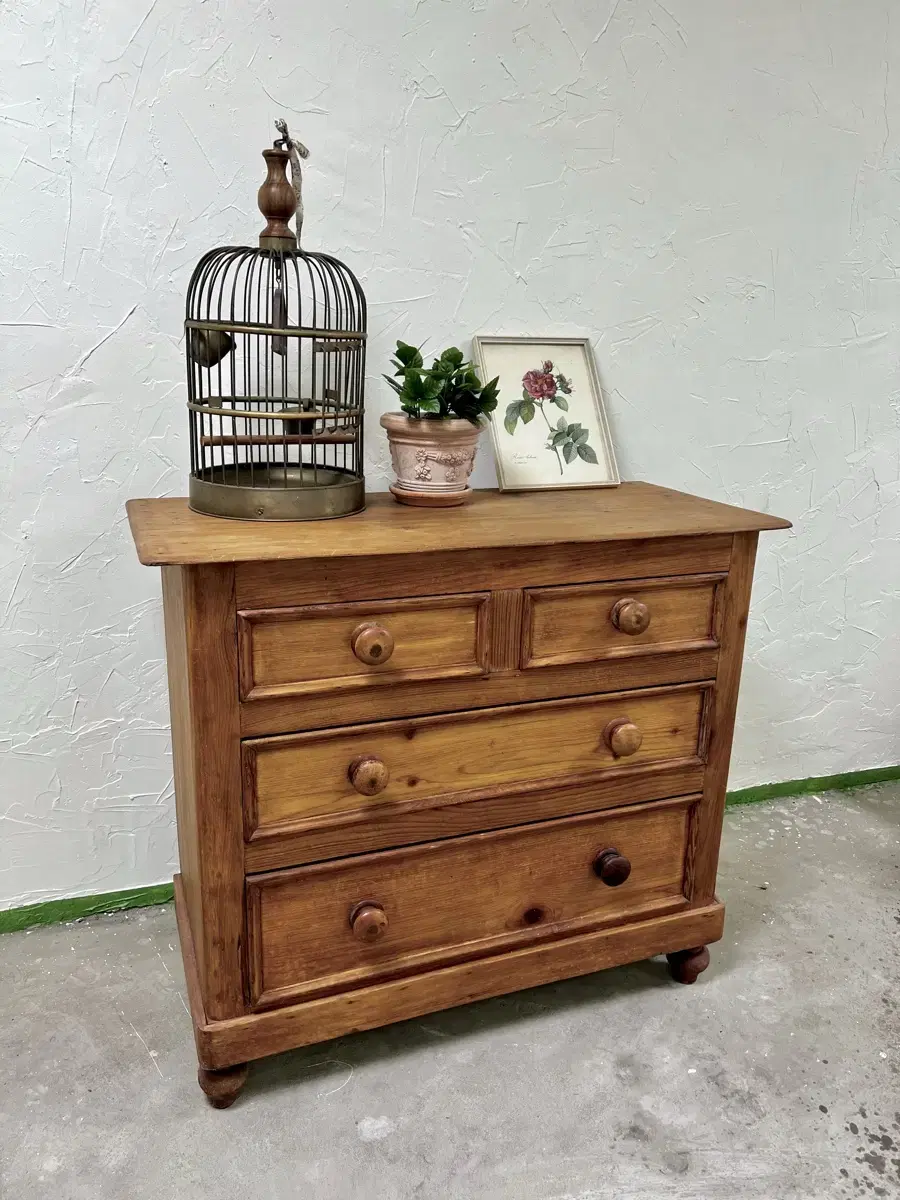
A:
379 413 482 507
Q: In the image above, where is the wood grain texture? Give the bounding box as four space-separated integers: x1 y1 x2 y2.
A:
691 532 759 903
162 571 204 986
244 684 711 836
244 773 706 872
240 648 720 737
127 486 789 566
522 574 724 669
246 799 695 1009
235 536 734 609
489 589 525 672
194 901 726 1069
162 565 245 1021
237 593 489 701
173 872 208 1055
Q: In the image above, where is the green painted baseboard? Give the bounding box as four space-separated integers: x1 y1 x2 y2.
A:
0 882 174 936
1 764 898 935
724 764 900 807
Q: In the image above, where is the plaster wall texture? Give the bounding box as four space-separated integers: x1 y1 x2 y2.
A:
1 0 898 907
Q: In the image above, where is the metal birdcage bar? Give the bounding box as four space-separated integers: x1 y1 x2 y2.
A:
185 130 366 521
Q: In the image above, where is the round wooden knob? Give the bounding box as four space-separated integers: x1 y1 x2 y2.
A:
610 597 651 636
349 902 388 943
348 755 390 796
350 623 395 666
593 848 632 887
603 717 643 758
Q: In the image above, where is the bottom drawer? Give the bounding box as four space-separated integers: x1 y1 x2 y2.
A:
245 796 697 1009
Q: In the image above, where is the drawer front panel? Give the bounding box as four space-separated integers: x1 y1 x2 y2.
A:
238 593 490 701
244 683 710 838
523 574 723 670
246 797 696 1007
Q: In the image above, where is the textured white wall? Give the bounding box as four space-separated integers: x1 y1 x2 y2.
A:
2 0 898 907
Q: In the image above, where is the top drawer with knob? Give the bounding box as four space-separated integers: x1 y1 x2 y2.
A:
238 593 490 701
521 574 725 671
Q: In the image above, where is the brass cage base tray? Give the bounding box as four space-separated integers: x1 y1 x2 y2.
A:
189 467 365 522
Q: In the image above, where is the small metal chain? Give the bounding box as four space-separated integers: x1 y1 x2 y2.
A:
274 118 310 246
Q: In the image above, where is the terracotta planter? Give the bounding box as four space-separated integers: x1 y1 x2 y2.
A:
380 412 482 507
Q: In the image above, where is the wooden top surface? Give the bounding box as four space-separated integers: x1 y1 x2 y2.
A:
126 484 791 566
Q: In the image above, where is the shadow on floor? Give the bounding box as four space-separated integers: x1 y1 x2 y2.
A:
248 952 680 1101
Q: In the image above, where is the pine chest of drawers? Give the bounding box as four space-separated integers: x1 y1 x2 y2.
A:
127 483 789 1107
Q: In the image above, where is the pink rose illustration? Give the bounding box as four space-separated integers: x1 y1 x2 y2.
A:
505 356 597 476
522 369 557 400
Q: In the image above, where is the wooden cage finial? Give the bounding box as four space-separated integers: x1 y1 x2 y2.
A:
258 147 297 251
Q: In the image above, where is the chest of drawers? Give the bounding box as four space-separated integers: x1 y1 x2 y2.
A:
127 483 789 1108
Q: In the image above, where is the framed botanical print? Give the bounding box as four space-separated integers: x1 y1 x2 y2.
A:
473 336 619 491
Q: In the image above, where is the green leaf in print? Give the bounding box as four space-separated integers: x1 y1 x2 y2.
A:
563 440 577 464
520 399 535 423
504 401 521 436
577 443 599 464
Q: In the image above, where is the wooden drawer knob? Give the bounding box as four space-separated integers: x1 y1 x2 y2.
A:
351 622 395 665
349 901 388 943
603 717 643 758
610 597 651 636
593 848 632 887
348 755 390 795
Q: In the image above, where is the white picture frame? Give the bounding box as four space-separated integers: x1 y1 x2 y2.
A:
473 336 620 491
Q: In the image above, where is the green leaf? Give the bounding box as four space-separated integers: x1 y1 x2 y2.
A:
522 388 533 404
395 341 424 369
563 441 577 464
382 374 403 395
440 346 465 368
551 395 569 411
504 401 521 435
574 428 589 444
576 442 599 464
520 399 535 424
557 415 567 432
550 430 569 446
566 423 583 437
479 376 500 410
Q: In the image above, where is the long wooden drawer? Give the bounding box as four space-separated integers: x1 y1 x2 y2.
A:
243 682 711 841
522 573 724 669
245 797 698 1009
238 592 490 701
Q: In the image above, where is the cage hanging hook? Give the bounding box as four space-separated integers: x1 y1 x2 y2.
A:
274 119 310 246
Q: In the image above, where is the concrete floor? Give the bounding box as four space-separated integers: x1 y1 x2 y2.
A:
1 788 898 1200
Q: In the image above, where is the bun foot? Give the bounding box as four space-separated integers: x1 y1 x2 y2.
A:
667 945 711 985
198 1063 249 1109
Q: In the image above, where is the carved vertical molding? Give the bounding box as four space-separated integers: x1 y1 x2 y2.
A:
489 589 525 672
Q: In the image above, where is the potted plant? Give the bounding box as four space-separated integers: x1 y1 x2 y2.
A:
380 342 499 506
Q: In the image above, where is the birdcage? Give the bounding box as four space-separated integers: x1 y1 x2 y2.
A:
185 125 366 520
